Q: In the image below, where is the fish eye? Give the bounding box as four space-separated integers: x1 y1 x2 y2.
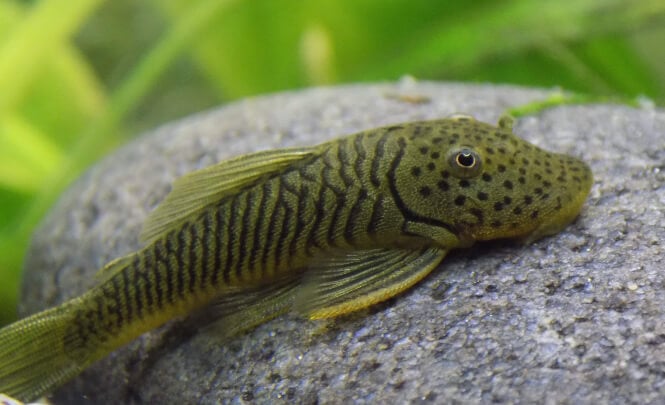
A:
448 148 482 178
456 151 476 167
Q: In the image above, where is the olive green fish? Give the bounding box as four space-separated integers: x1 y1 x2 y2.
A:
0 115 592 401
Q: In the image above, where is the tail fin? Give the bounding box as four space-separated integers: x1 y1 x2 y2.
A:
0 301 88 402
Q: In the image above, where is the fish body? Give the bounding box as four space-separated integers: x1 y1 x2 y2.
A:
0 115 592 401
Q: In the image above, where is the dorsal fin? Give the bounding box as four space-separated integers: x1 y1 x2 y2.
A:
139 147 316 244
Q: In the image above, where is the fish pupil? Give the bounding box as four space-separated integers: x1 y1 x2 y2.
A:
456 151 476 167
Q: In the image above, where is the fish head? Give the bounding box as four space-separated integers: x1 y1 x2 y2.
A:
391 115 593 246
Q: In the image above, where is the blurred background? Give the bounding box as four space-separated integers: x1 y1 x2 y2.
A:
0 0 664 325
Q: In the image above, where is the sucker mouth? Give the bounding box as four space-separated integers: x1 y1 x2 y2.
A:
520 161 593 244
469 156 593 244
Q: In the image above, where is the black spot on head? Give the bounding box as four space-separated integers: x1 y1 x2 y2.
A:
470 208 484 223
543 180 552 188
498 147 507 155
524 195 533 205
512 206 522 215
437 180 449 192
482 173 492 182
493 202 504 211
441 170 450 179
498 164 506 173
534 187 543 195
427 162 436 171
534 159 541 166
477 191 488 201
531 210 539 219
541 193 550 200
518 177 525 184
522 158 530 165
432 137 443 144
485 147 495 154
503 196 512 205
454 195 466 206
419 146 429 155
411 167 422 177
503 180 513 190
419 186 432 198
459 179 471 188
519 168 526 175
430 152 440 159
491 220 502 228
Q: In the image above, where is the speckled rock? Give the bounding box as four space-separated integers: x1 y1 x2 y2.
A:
22 81 665 404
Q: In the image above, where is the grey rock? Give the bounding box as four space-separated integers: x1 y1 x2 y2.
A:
22 80 665 404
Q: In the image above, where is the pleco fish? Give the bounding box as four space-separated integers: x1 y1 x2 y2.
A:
0 115 592 401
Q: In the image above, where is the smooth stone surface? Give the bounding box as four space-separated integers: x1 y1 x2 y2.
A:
22 81 665 404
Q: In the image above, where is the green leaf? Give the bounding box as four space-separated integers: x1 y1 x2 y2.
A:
0 0 106 113
0 115 64 192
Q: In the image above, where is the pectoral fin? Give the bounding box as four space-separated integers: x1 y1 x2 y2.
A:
140 147 316 244
296 247 447 319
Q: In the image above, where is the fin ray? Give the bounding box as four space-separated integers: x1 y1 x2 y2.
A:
296 247 447 319
0 302 89 402
140 147 315 244
204 276 300 340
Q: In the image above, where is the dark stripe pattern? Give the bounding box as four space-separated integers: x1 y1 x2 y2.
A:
66 128 413 352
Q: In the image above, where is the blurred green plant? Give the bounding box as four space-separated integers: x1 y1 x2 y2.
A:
1 0 664 325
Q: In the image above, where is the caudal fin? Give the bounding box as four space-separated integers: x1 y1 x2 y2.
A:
0 302 88 402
